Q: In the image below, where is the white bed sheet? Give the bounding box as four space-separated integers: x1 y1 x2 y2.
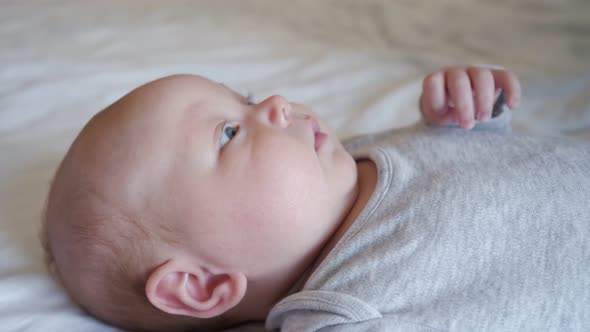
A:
1 1 588 331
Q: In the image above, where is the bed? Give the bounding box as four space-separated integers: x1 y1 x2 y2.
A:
1 1 588 331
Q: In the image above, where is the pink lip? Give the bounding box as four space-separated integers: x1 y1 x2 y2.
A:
312 119 327 150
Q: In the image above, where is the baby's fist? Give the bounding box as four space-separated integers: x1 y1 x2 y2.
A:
420 66 521 129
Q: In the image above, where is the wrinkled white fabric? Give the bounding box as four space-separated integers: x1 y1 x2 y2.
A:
1 1 588 331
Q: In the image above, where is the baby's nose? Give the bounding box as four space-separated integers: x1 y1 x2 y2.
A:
259 95 292 127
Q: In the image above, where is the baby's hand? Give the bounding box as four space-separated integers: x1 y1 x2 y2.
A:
420 66 521 129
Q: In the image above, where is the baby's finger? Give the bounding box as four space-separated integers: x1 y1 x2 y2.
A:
422 71 447 115
446 68 475 129
491 70 521 108
467 67 494 122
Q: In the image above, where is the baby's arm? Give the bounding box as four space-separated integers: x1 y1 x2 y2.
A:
420 66 521 130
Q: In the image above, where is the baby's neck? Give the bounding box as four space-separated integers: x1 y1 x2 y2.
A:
300 158 378 285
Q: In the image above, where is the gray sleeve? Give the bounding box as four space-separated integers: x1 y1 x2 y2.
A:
312 318 443 332
266 291 382 331
270 315 442 332
266 291 442 331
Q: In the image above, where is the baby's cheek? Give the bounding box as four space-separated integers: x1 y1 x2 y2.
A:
252 150 321 209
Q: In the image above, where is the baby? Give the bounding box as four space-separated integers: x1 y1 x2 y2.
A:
42 67 590 331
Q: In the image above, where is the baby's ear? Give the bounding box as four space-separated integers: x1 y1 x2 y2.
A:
145 259 247 319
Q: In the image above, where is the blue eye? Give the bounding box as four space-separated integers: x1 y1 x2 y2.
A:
220 122 239 148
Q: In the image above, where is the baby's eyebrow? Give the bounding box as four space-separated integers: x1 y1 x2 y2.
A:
220 84 249 103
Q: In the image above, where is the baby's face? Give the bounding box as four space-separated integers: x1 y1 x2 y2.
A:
121 75 358 278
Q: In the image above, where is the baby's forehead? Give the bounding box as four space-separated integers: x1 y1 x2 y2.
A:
154 74 236 98
118 76 225 125
157 76 245 113
86 75 244 167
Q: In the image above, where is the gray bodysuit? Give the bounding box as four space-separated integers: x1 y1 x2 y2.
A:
266 109 590 331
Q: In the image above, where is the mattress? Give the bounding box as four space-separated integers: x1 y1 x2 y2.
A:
0 1 588 331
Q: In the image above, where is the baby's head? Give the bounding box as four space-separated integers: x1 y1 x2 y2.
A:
42 74 359 331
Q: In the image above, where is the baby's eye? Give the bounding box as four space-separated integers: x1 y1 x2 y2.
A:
246 93 255 105
220 122 239 148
